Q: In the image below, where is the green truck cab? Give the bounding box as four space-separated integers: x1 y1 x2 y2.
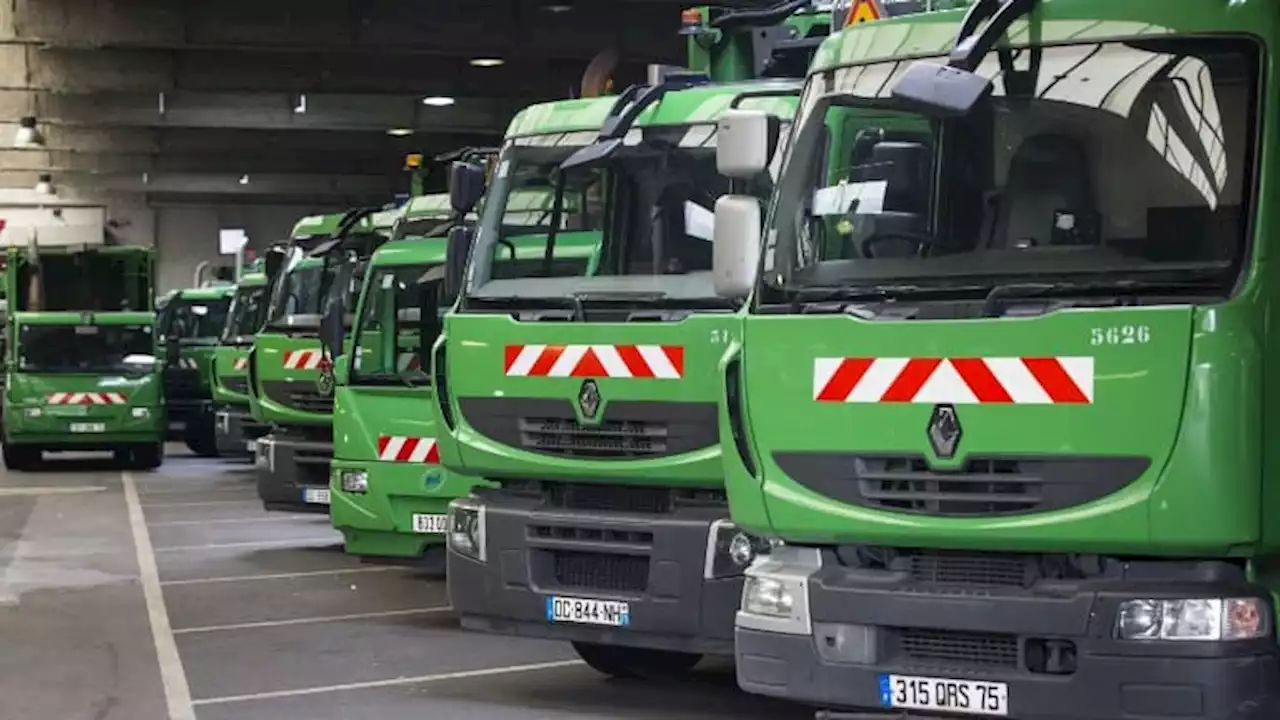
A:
2 244 164 470
212 262 270 457
330 190 601 563
157 283 234 456
251 208 400 512
433 18 818 670
710 1 1280 718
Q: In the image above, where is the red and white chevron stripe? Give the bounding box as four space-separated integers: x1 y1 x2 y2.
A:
504 344 684 379
46 392 127 406
376 435 439 463
174 358 199 370
814 356 1094 404
283 349 324 370
233 357 249 371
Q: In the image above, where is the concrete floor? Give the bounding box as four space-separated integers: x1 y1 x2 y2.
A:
0 446 812 720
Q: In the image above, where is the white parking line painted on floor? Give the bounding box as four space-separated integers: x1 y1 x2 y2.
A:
190 659 585 705
146 515 318 527
121 470 197 720
173 606 452 634
0 485 106 496
160 566 409 586
152 538 338 552
140 499 263 508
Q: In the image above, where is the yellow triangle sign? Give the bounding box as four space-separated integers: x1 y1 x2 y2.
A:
846 0 883 24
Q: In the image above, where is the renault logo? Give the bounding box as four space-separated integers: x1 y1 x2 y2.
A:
577 379 601 420
927 404 962 459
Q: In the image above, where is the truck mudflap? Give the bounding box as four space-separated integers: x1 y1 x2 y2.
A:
446 482 758 656
214 406 269 457
255 428 333 514
735 548 1280 720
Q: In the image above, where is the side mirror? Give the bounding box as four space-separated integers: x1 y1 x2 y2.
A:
333 353 350 386
264 246 287 280
891 61 991 118
712 195 761 299
448 161 486 215
717 109 776 179
319 299 344 360
443 225 473 300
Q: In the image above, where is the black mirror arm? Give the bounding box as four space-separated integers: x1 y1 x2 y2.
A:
948 0 1038 72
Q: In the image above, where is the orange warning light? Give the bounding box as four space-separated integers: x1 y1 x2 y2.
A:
846 0 883 25
404 153 423 170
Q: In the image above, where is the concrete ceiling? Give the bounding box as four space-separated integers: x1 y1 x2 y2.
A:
0 0 754 205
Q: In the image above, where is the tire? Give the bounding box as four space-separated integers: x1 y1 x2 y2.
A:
184 421 220 458
570 642 702 680
130 443 164 471
2 444 39 471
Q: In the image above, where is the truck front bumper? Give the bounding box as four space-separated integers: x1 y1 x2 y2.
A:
214 406 269 457
329 457 476 563
735 548 1280 719
255 429 332 514
447 488 755 656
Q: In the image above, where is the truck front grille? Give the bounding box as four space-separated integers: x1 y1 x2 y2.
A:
906 551 1028 588
897 628 1019 669
261 381 332 414
220 377 249 394
551 551 649 593
497 479 727 515
288 391 333 414
772 452 1150 518
518 417 667 458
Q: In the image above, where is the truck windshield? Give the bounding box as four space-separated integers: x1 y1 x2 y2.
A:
19 324 156 374
467 123 746 304
764 38 1257 300
221 285 268 343
350 264 439 386
264 249 338 331
163 297 230 342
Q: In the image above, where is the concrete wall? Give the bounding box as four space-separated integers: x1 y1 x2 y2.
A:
152 203 335 292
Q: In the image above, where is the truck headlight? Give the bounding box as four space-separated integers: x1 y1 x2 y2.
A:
131 407 151 418
339 470 368 493
742 576 797 618
447 497 486 562
23 407 41 418
1116 597 1270 641
704 519 780 579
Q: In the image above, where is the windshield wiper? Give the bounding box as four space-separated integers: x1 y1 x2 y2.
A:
980 276 1226 317
788 283 985 310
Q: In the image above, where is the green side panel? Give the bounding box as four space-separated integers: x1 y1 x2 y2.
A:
252 335 328 427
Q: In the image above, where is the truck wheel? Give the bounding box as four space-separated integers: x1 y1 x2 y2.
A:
570 642 701 680
183 423 220 458
130 443 165 471
2 444 40 471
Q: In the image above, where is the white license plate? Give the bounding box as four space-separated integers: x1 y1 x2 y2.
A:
412 513 449 534
246 439 257 453
545 596 630 627
69 422 106 433
881 674 1008 716
302 488 330 505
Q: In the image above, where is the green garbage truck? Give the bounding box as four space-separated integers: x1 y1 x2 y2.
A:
251 208 400 512
212 260 270 457
433 0 829 677
157 283 234 456
710 0 1280 717
2 244 164 470
330 188 602 563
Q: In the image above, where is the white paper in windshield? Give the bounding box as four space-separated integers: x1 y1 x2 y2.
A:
812 180 887 216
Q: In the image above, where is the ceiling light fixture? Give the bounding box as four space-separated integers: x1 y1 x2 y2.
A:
470 58 504 68
239 174 250 185
386 128 415 137
421 96 456 107
34 173 53 195
294 93 308 114
14 116 44 149
543 2 573 12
